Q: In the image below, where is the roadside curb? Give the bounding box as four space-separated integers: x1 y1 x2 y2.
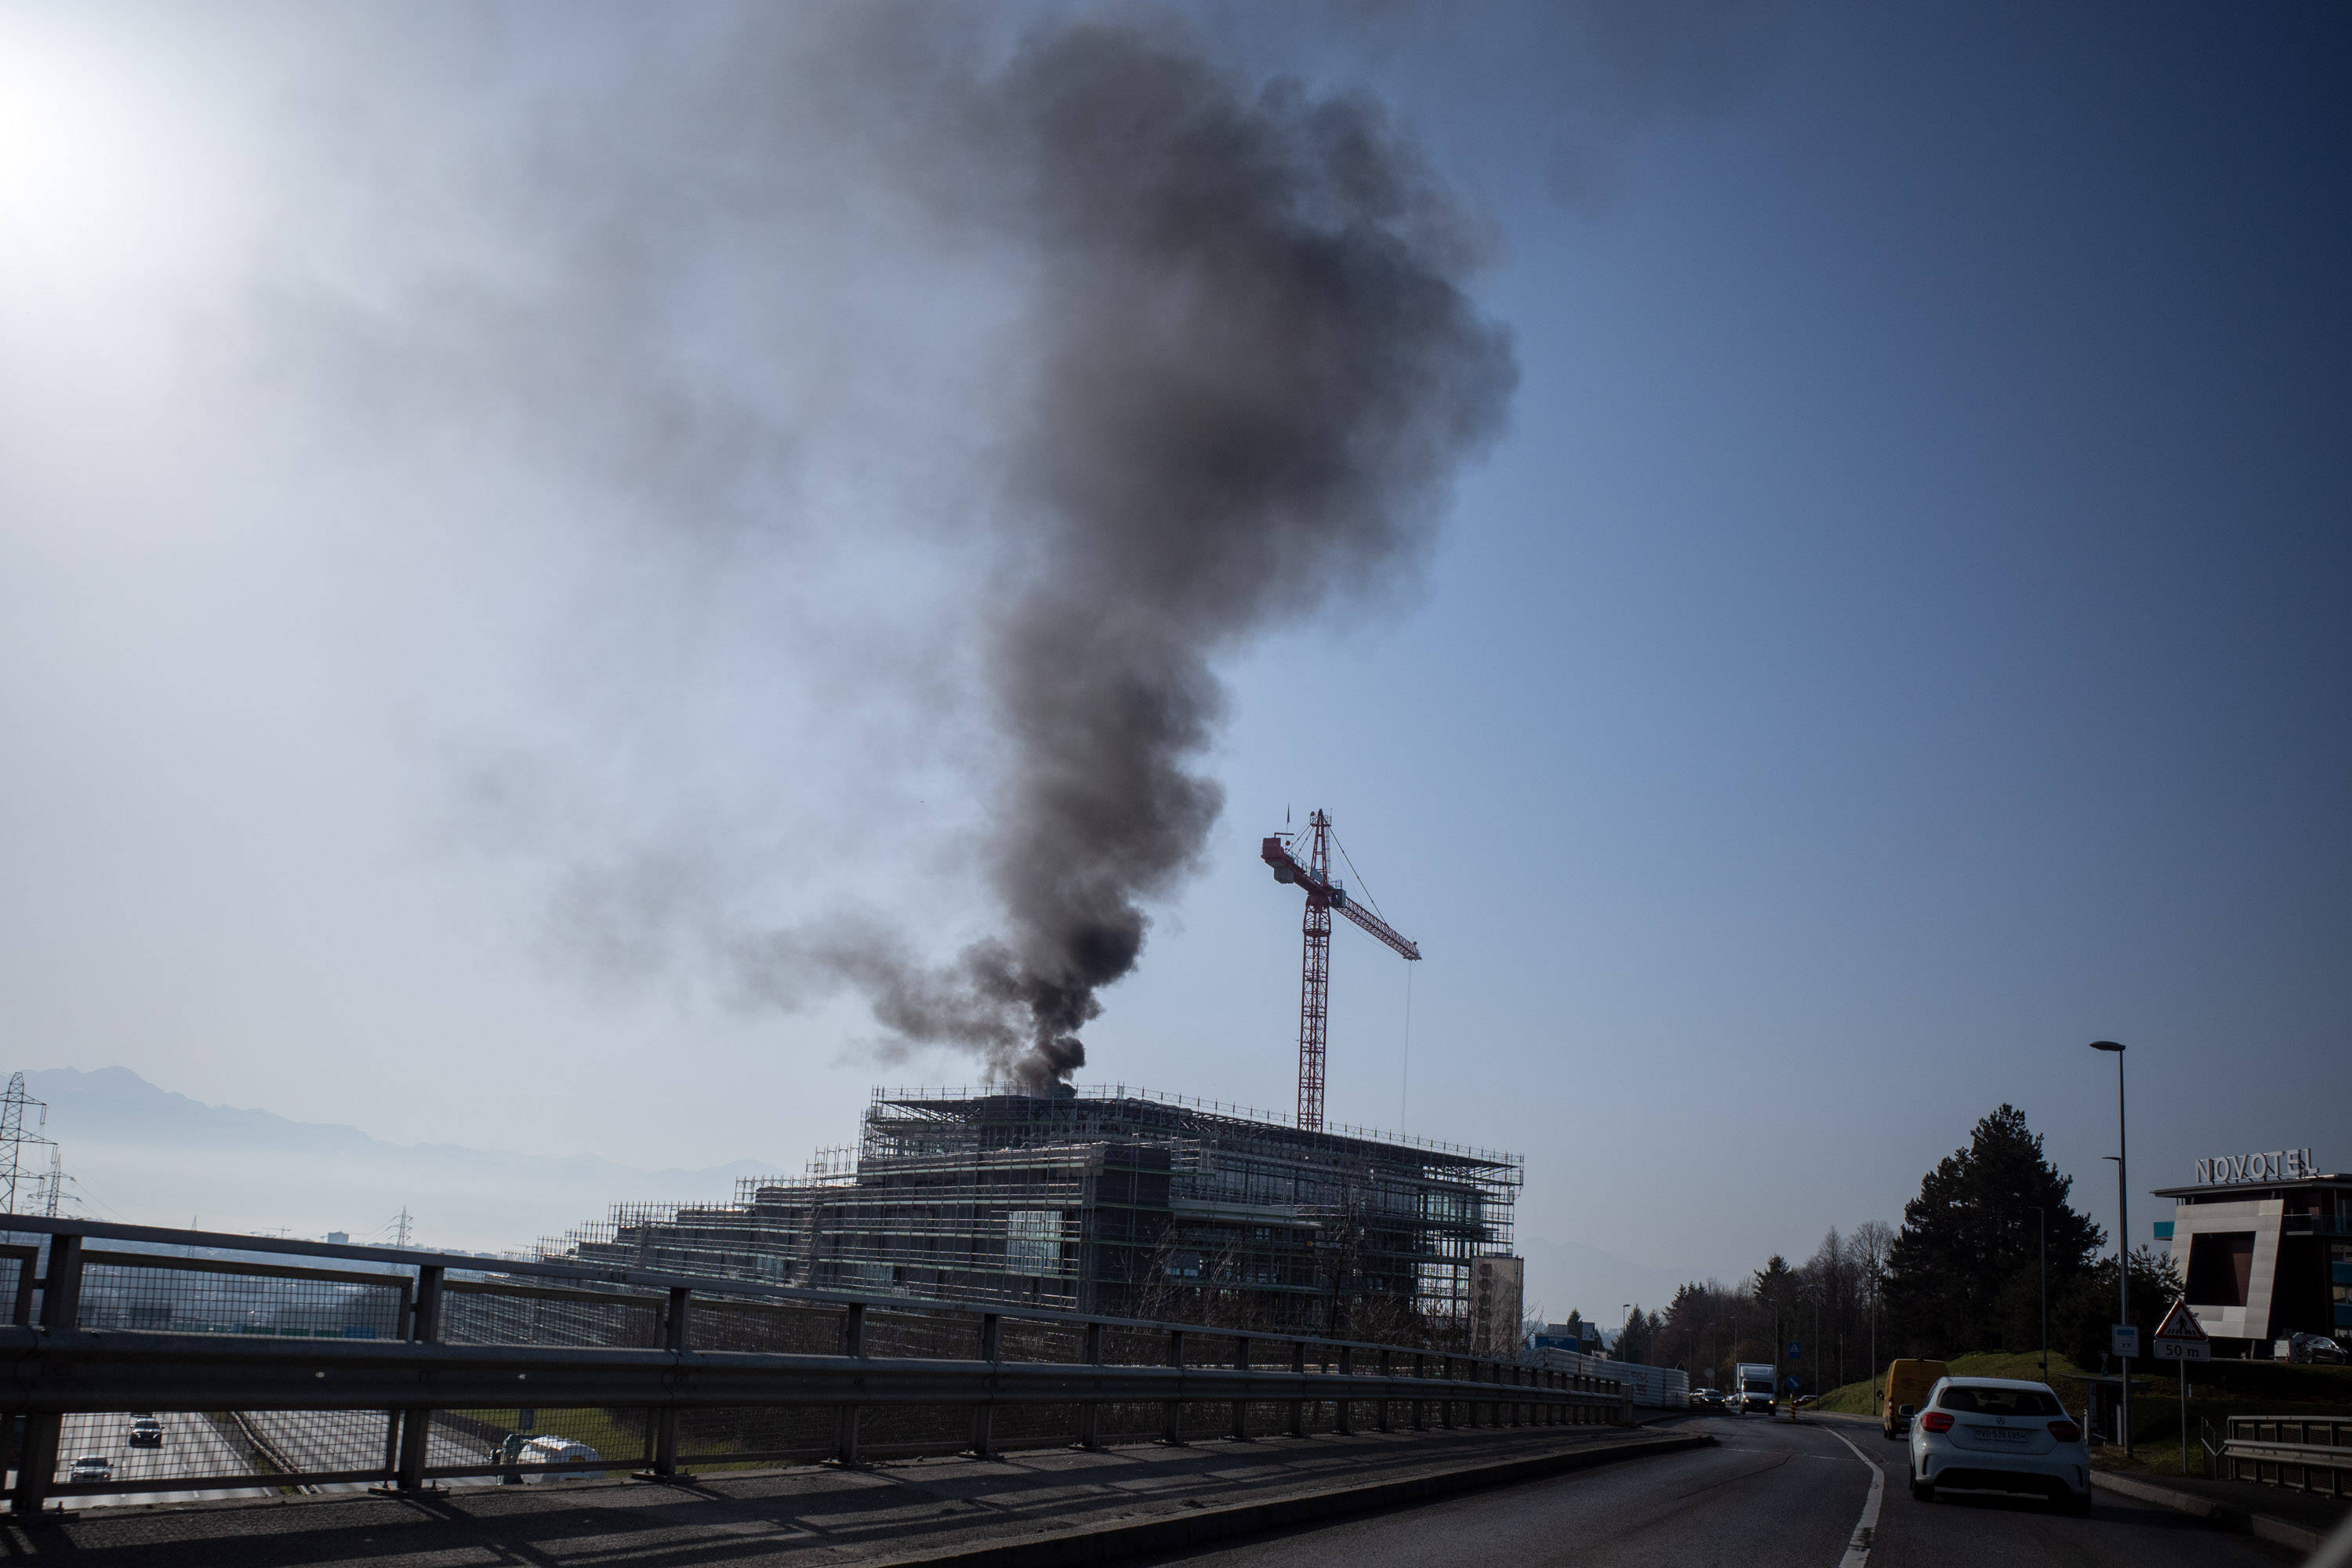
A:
2090 1469 2327 1553
875 1432 1717 1568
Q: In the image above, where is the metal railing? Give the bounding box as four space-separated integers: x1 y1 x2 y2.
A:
0 1218 1625 1513
2220 1415 2352 1499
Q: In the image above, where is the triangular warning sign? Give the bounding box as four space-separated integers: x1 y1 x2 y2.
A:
2154 1297 2209 1343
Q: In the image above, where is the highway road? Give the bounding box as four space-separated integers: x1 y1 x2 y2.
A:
45 1410 276 1511
1142 1413 2297 1568
21 1409 495 1510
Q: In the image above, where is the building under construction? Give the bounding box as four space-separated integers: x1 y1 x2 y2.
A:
544 1085 1521 1342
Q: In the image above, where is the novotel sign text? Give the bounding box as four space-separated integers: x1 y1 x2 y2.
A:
2195 1149 2317 1185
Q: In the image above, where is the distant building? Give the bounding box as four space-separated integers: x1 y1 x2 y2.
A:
546 1083 1522 1341
2154 1147 2349 1353
1468 1254 1523 1357
1530 1319 1603 1356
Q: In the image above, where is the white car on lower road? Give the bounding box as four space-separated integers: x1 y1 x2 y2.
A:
1908 1375 2090 1512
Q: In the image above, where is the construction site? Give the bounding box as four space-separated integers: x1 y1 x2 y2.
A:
543 1083 1520 1345
541 811 1526 1349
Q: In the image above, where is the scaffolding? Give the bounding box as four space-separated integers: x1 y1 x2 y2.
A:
540 1085 1520 1345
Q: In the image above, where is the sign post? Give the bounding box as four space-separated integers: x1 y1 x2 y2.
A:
2151 1298 2211 1474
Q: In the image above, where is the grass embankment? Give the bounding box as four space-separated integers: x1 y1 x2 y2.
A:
1807 1354 2352 1478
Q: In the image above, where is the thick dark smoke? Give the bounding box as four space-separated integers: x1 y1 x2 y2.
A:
303 8 1518 1091
722 20 1513 1089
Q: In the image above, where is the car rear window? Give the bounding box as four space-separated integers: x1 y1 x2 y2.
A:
1937 1385 2061 1416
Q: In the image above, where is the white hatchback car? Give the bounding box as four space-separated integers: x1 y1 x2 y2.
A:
1908 1376 2090 1512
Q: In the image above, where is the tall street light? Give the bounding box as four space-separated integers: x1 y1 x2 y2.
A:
2091 1040 2130 1456
2029 1204 2049 1385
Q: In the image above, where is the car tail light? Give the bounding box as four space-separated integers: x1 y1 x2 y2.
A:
2049 1420 2082 1443
1922 1411 1954 1433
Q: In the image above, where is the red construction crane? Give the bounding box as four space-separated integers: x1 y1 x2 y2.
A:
1261 810 1421 1133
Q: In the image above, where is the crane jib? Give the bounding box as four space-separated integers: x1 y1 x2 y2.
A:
1261 812 1421 1131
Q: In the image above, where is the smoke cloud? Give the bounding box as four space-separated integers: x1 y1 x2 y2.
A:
257 7 1514 1089
717 19 1513 1088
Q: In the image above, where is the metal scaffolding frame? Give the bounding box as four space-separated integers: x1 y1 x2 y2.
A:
540 1086 1520 1346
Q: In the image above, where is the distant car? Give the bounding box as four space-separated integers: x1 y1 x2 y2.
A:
127 1417 165 1448
1795 1394 1818 1408
1908 1376 2089 1512
2287 1334 2347 1366
69 1455 112 1484
516 1436 604 1482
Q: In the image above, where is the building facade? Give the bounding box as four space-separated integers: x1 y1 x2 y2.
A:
2154 1147 2350 1353
547 1084 1523 1344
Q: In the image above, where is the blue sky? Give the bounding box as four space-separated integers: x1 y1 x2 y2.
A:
0 2 2344 1319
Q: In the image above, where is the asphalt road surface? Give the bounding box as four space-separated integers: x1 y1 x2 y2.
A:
46 1411 276 1510
1141 1414 2296 1568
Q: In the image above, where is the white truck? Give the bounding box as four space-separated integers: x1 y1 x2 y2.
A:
1733 1361 1777 1415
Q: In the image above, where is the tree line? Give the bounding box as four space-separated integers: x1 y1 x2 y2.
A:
1610 1105 2181 1391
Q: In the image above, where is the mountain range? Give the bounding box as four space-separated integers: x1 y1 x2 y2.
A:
14 1066 778 1255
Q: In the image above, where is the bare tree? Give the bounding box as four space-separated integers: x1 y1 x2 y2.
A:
1853 1218 1896 1408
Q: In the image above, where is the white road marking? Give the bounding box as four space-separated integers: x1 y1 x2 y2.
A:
1823 1426 1884 1568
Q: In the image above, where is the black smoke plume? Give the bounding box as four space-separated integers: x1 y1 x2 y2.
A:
729 20 1513 1089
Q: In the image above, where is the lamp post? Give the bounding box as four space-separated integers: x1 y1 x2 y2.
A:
2091 1040 2130 1456
1811 1287 1821 1406
2029 1204 2049 1384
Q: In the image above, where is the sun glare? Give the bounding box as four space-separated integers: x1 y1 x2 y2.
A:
0 14 220 283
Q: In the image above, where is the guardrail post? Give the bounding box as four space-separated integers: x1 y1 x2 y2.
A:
1376 1349 1391 1432
1439 1356 1454 1428
1334 1347 1353 1435
971 1312 1000 1458
1288 1340 1307 1437
393 1264 445 1494
1229 1334 1251 1442
645 1285 691 1481
1160 1328 1185 1444
1411 1352 1426 1431
835 1303 866 1466
10 1232 82 1515
1080 1320 1105 1449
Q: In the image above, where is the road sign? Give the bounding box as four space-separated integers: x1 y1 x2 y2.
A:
1785 1375 1801 1391
1788 1342 1802 1359
2112 1324 2140 1358
2152 1299 2211 1363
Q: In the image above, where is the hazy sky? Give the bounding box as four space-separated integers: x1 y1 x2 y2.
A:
2 2 2346 1323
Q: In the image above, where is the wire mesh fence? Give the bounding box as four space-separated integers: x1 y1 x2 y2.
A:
0 1222 1621 1512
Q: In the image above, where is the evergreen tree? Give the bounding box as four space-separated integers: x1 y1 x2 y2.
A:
2053 1245 2183 1371
1884 1105 2103 1356
1616 1304 1661 1364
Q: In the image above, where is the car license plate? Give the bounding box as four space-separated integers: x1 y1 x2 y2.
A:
1972 1425 2031 1444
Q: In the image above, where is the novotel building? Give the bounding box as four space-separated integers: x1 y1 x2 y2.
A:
2154 1147 2350 1354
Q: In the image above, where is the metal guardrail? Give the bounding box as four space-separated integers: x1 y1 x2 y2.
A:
2221 1416 2352 1500
0 1218 1626 1514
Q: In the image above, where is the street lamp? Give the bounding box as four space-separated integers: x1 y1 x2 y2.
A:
2091 1040 2130 1456
2028 1204 2049 1385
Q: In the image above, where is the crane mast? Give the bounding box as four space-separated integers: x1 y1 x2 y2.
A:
1261 810 1420 1132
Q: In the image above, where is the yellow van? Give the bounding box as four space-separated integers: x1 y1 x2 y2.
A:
1881 1359 1947 1438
